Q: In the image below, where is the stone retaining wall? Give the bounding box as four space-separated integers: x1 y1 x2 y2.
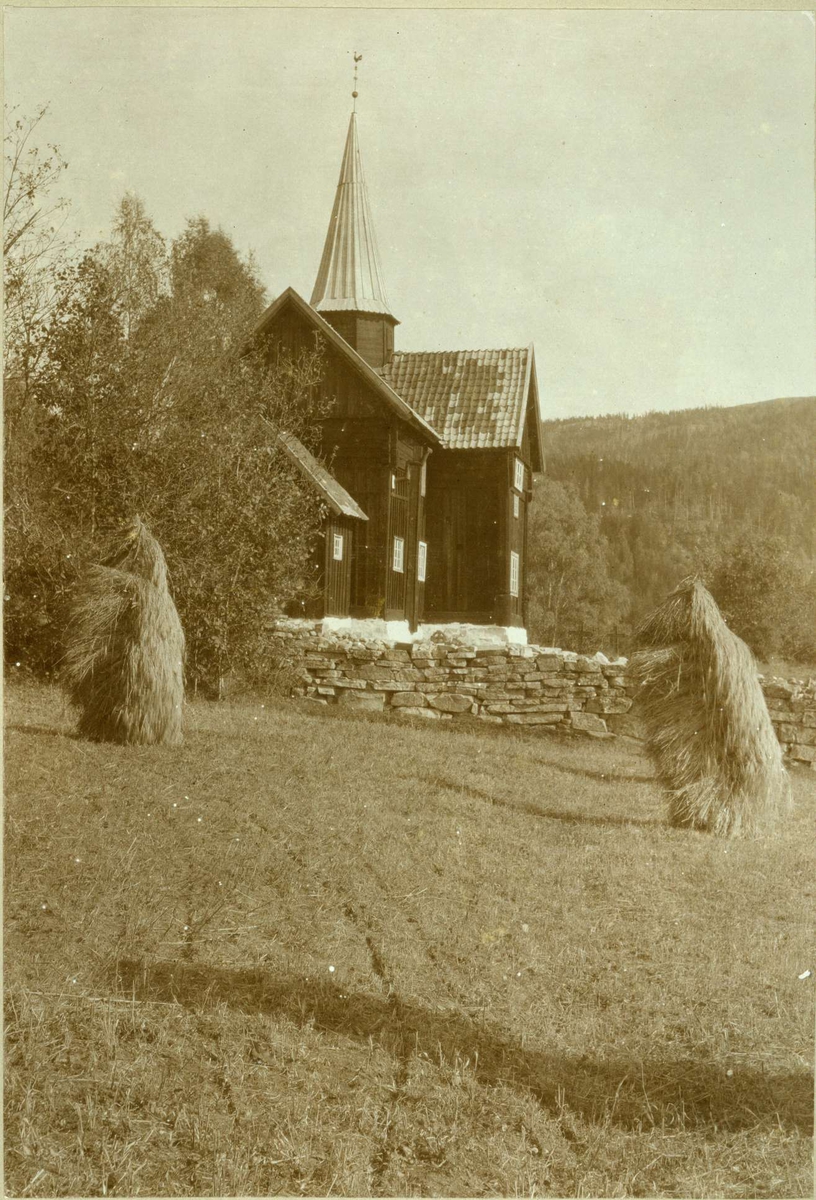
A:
762 679 816 769
269 619 816 769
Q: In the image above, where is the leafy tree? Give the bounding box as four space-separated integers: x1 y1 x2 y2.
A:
626 509 696 623
541 399 816 664
130 218 328 687
169 216 265 324
707 532 816 664
5 251 141 669
7 205 330 690
3 104 75 416
4 104 80 671
100 192 168 339
526 475 629 652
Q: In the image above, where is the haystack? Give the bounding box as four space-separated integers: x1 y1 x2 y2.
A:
631 577 790 836
62 518 185 745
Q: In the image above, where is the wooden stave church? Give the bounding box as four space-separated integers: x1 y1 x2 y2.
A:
253 109 544 635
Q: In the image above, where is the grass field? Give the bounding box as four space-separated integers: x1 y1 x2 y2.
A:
4 683 814 1198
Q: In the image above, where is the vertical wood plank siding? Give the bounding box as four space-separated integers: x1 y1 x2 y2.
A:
260 304 428 626
323 518 354 617
260 302 541 631
320 313 396 371
424 451 504 622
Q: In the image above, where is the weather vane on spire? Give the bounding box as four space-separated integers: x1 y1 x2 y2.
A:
352 52 362 112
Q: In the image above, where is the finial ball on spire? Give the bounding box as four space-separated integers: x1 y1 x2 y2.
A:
352 52 362 110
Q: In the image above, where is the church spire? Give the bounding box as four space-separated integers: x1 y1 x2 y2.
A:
310 106 395 322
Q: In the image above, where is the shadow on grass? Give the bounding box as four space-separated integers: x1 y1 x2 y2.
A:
421 776 660 829
111 957 811 1137
6 723 77 740
544 763 655 786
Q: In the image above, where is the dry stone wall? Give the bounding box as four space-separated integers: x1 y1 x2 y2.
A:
762 678 816 769
269 619 816 769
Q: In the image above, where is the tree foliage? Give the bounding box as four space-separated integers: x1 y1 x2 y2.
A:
526 476 629 650
4 137 329 686
101 192 168 338
707 533 816 664
3 104 74 411
540 399 816 663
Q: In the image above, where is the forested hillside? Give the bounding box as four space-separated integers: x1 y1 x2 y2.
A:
527 397 816 663
543 398 815 556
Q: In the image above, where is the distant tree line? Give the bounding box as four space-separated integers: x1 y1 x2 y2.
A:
527 403 816 665
4 105 329 691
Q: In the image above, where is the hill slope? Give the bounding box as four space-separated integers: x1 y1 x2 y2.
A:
531 397 816 654
541 396 816 556
5 686 814 1198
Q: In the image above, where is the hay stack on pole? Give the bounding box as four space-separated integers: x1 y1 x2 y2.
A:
631 576 790 836
62 517 185 745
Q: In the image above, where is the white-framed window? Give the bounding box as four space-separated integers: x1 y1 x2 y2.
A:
513 493 520 519
418 541 427 582
332 533 344 561
420 460 427 497
514 458 525 492
393 536 405 573
510 551 520 598
391 472 397 491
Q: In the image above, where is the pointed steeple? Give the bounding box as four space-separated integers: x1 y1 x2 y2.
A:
311 112 396 324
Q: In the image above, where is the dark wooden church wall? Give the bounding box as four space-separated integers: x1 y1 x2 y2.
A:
257 303 433 628
320 312 395 370
424 451 505 623
521 422 532 471
385 469 409 618
291 516 356 619
355 316 394 370
339 461 390 617
504 453 525 628
259 306 383 430
322 516 356 617
523 369 544 474
383 440 426 626
259 306 404 621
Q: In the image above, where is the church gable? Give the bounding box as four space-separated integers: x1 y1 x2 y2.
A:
253 288 439 442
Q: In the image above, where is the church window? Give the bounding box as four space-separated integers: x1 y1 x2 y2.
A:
332 533 344 561
393 537 405 573
418 541 427 582
420 461 427 496
513 494 520 519
514 459 525 492
510 552 520 597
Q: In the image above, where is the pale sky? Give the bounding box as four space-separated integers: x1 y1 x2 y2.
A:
5 8 815 419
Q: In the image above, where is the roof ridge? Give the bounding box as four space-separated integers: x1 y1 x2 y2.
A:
386 347 529 358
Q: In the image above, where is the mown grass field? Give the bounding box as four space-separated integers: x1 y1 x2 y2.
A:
4 683 814 1198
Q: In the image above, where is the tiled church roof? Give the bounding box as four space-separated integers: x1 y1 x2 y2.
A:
378 347 533 450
